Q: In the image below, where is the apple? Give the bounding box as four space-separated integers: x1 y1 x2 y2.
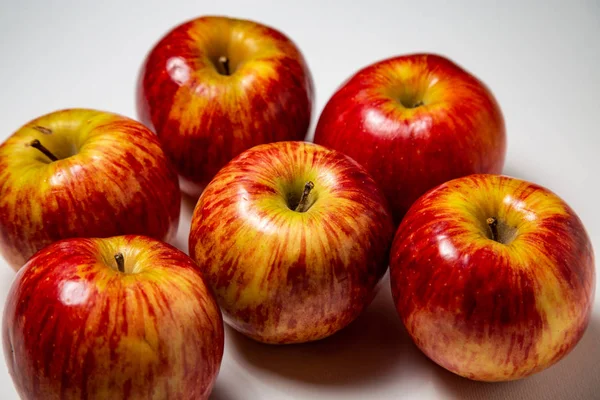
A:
389 174 595 381
137 15 314 197
3 235 224 399
0 109 181 270
314 53 506 224
189 141 394 344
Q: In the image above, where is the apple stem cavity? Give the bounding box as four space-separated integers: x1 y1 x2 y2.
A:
487 217 499 242
29 139 58 162
218 56 231 76
294 181 315 213
114 253 125 273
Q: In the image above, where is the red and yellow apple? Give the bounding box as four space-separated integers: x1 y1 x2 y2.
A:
189 141 394 344
314 53 506 223
390 174 595 381
137 16 314 197
0 109 181 270
3 235 224 400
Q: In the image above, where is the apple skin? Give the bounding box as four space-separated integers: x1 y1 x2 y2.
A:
137 16 314 197
189 141 394 344
0 109 181 270
314 54 506 224
389 174 595 381
2 235 224 400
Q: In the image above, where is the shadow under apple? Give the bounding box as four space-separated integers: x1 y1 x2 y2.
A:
170 192 200 254
431 313 600 400
209 384 234 400
209 367 260 400
227 274 415 387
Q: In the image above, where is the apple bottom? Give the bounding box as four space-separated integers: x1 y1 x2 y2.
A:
405 308 590 381
221 280 384 345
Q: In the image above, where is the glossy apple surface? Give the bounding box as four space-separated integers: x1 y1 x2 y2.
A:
314 54 505 223
138 16 314 197
0 109 181 270
390 174 595 381
3 235 224 400
189 141 394 344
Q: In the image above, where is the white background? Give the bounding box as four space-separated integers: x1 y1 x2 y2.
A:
1 0 599 399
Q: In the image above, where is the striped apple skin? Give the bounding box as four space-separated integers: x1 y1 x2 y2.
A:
390 174 595 381
137 16 314 196
314 54 505 224
189 141 394 344
3 236 224 400
0 109 181 270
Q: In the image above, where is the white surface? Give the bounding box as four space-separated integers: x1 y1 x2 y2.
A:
1 0 599 399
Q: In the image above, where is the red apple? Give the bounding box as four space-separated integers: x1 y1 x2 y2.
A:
389 174 595 381
314 53 506 223
3 235 224 399
189 141 394 344
0 109 181 270
137 16 314 197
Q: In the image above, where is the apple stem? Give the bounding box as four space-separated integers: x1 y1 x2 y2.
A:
218 56 230 76
114 253 125 273
29 139 58 162
487 217 499 242
294 181 315 213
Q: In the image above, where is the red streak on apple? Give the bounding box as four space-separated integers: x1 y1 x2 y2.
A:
390 174 595 381
3 236 224 399
137 16 314 196
315 54 506 224
0 109 181 270
189 141 394 344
